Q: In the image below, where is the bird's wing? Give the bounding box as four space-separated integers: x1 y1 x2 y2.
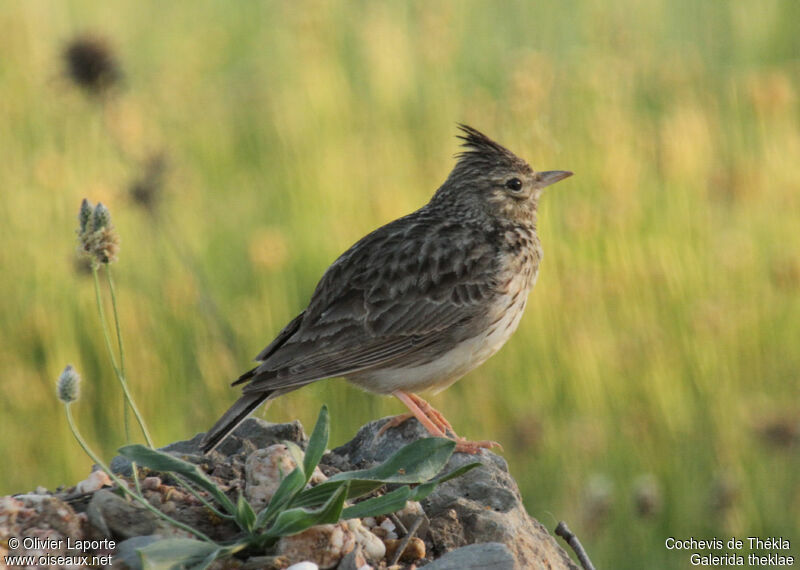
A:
241 212 504 394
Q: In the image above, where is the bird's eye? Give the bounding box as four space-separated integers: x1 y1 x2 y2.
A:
505 178 523 192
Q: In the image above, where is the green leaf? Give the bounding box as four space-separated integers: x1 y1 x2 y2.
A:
114 536 159 569
235 493 256 533
409 461 482 502
265 480 349 538
328 437 456 484
254 465 306 530
341 486 411 520
284 441 307 477
119 445 236 516
135 538 221 570
290 479 381 509
291 438 456 509
303 405 329 481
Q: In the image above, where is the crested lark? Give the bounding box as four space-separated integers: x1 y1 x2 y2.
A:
202 125 572 454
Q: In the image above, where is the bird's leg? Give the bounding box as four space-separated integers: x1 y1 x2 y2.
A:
381 391 502 454
379 391 448 437
403 392 455 434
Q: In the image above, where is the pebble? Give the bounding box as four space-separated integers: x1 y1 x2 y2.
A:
347 519 386 562
245 444 328 511
74 470 112 494
286 563 319 570
379 516 397 539
384 537 426 563
277 522 355 569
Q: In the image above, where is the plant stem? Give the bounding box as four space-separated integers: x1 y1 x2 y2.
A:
174 475 234 520
64 403 214 543
92 265 121 376
92 265 153 447
105 266 130 442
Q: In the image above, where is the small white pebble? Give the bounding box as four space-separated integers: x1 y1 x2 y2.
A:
75 470 112 494
380 517 397 539
362 516 376 528
286 562 319 570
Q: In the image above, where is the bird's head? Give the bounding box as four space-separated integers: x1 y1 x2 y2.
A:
433 124 572 224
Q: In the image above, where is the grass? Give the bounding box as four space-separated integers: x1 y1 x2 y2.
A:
1 1 798 567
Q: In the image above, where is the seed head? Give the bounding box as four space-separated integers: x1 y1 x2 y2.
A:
57 365 81 403
77 200 120 265
92 202 112 231
632 474 662 518
582 473 613 529
78 198 93 233
63 34 121 96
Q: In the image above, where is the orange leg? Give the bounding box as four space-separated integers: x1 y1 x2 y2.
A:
404 392 455 434
378 390 503 454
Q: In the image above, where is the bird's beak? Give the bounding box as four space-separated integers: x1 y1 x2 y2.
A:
537 170 573 188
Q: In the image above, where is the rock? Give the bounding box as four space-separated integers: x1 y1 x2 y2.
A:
0 494 85 566
384 536 426 563
218 418 308 456
109 418 308 476
245 443 326 511
346 518 385 562
277 522 355 569
428 508 465 553
86 489 181 540
336 545 370 570
75 469 112 494
245 444 300 510
333 417 578 570
286 562 320 570
422 542 516 570
9 416 579 569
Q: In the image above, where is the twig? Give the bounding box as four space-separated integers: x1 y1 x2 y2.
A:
389 513 424 566
555 521 596 570
389 512 408 535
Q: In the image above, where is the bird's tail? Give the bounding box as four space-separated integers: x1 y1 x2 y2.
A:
200 392 270 454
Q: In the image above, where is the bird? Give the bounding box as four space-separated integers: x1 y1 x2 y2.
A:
201 125 572 454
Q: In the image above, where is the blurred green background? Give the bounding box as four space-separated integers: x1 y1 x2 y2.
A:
1 1 798 567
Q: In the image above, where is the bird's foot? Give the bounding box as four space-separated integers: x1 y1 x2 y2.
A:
453 437 503 454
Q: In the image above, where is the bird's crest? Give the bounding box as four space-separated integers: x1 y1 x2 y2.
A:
455 124 526 170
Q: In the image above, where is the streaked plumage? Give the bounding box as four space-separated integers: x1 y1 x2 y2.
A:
202 125 571 454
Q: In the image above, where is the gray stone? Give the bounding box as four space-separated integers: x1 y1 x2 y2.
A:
110 418 308 475
333 417 578 570
213 418 307 457
422 542 515 570
87 489 174 540
20 416 580 569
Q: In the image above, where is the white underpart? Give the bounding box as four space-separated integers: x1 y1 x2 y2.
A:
347 274 535 395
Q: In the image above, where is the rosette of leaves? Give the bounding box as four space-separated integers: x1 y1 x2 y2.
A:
116 406 480 569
